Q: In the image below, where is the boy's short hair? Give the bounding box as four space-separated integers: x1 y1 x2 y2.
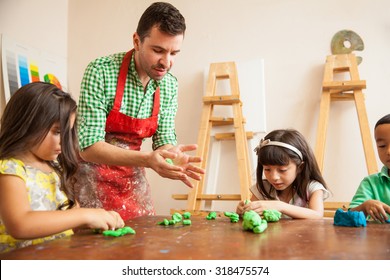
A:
375 114 390 129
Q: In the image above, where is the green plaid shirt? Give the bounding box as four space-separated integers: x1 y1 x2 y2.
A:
78 51 178 150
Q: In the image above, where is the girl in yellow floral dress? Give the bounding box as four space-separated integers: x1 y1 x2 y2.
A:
0 82 124 253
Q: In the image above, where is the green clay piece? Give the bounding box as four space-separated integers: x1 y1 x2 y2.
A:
183 212 191 219
206 211 217 220
103 230 121 237
169 219 176 225
103 226 136 237
224 211 239 223
244 199 250 205
253 220 268 233
166 158 174 165
121 226 136 235
263 209 282 222
182 219 191 225
158 218 170 226
243 210 267 234
172 212 183 222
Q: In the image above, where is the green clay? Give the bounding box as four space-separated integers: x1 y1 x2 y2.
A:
158 218 170 226
242 210 267 234
224 211 239 223
263 209 282 222
166 158 174 165
103 226 136 237
252 220 268 233
158 212 192 227
172 212 183 222
183 212 191 219
206 211 217 220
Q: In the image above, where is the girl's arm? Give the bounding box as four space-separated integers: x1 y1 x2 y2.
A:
246 190 325 219
0 175 124 240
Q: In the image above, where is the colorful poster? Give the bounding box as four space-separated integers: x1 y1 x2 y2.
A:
1 34 67 103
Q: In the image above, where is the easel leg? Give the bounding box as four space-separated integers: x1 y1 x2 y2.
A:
315 91 331 172
354 90 378 174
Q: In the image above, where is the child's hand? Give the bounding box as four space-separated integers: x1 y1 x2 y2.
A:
236 200 252 214
83 209 125 230
244 200 283 215
236 201 246 214
360 200 390 223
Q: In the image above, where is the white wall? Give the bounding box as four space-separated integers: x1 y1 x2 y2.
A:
2 0 389 215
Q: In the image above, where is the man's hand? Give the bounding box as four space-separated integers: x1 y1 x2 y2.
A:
149 144 205 188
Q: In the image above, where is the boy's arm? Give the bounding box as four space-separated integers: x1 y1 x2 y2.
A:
349 177 375 209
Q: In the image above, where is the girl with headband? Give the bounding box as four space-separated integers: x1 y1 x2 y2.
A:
236 129 330 219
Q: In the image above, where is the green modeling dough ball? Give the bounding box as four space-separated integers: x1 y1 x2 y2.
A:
206 211 217 220
158 218 170 226
263 209 282 222
182 219 191 225
172 212 183 222
183 212 191 219
166 158 174 165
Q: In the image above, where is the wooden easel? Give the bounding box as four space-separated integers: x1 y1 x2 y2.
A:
172 62 252 212
315 53 378 175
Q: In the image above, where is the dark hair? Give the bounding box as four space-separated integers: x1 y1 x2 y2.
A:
255 129 328 202
136 2 186 42
0 82 79 207
375 114 390 128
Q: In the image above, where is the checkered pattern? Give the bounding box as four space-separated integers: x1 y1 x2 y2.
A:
78 52 178 150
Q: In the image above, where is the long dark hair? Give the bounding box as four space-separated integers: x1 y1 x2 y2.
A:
255 129 328 202
136 2 186 42
0 82 79 207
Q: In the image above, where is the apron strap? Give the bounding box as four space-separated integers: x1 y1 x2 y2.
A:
151 87 160 117
113 50 133 111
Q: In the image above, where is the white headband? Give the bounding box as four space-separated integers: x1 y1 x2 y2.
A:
255 139 303 161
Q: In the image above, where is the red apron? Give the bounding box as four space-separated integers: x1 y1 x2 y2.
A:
77 49 158 221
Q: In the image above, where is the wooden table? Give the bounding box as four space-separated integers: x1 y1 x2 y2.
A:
1 216 389 260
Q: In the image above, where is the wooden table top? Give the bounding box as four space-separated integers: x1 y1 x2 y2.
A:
1 215 389 260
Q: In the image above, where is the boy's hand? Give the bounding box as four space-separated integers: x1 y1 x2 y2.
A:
361 200 390 223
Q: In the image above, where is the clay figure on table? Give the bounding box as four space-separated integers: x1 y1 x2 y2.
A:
206 211 217 220
349 114 390 223
103 226 136 237
236 129 330 219
333 209 366 227
224 212 239 222
0 82 124 253
74 2 204 221
263 209 282 222
242 210 267 233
